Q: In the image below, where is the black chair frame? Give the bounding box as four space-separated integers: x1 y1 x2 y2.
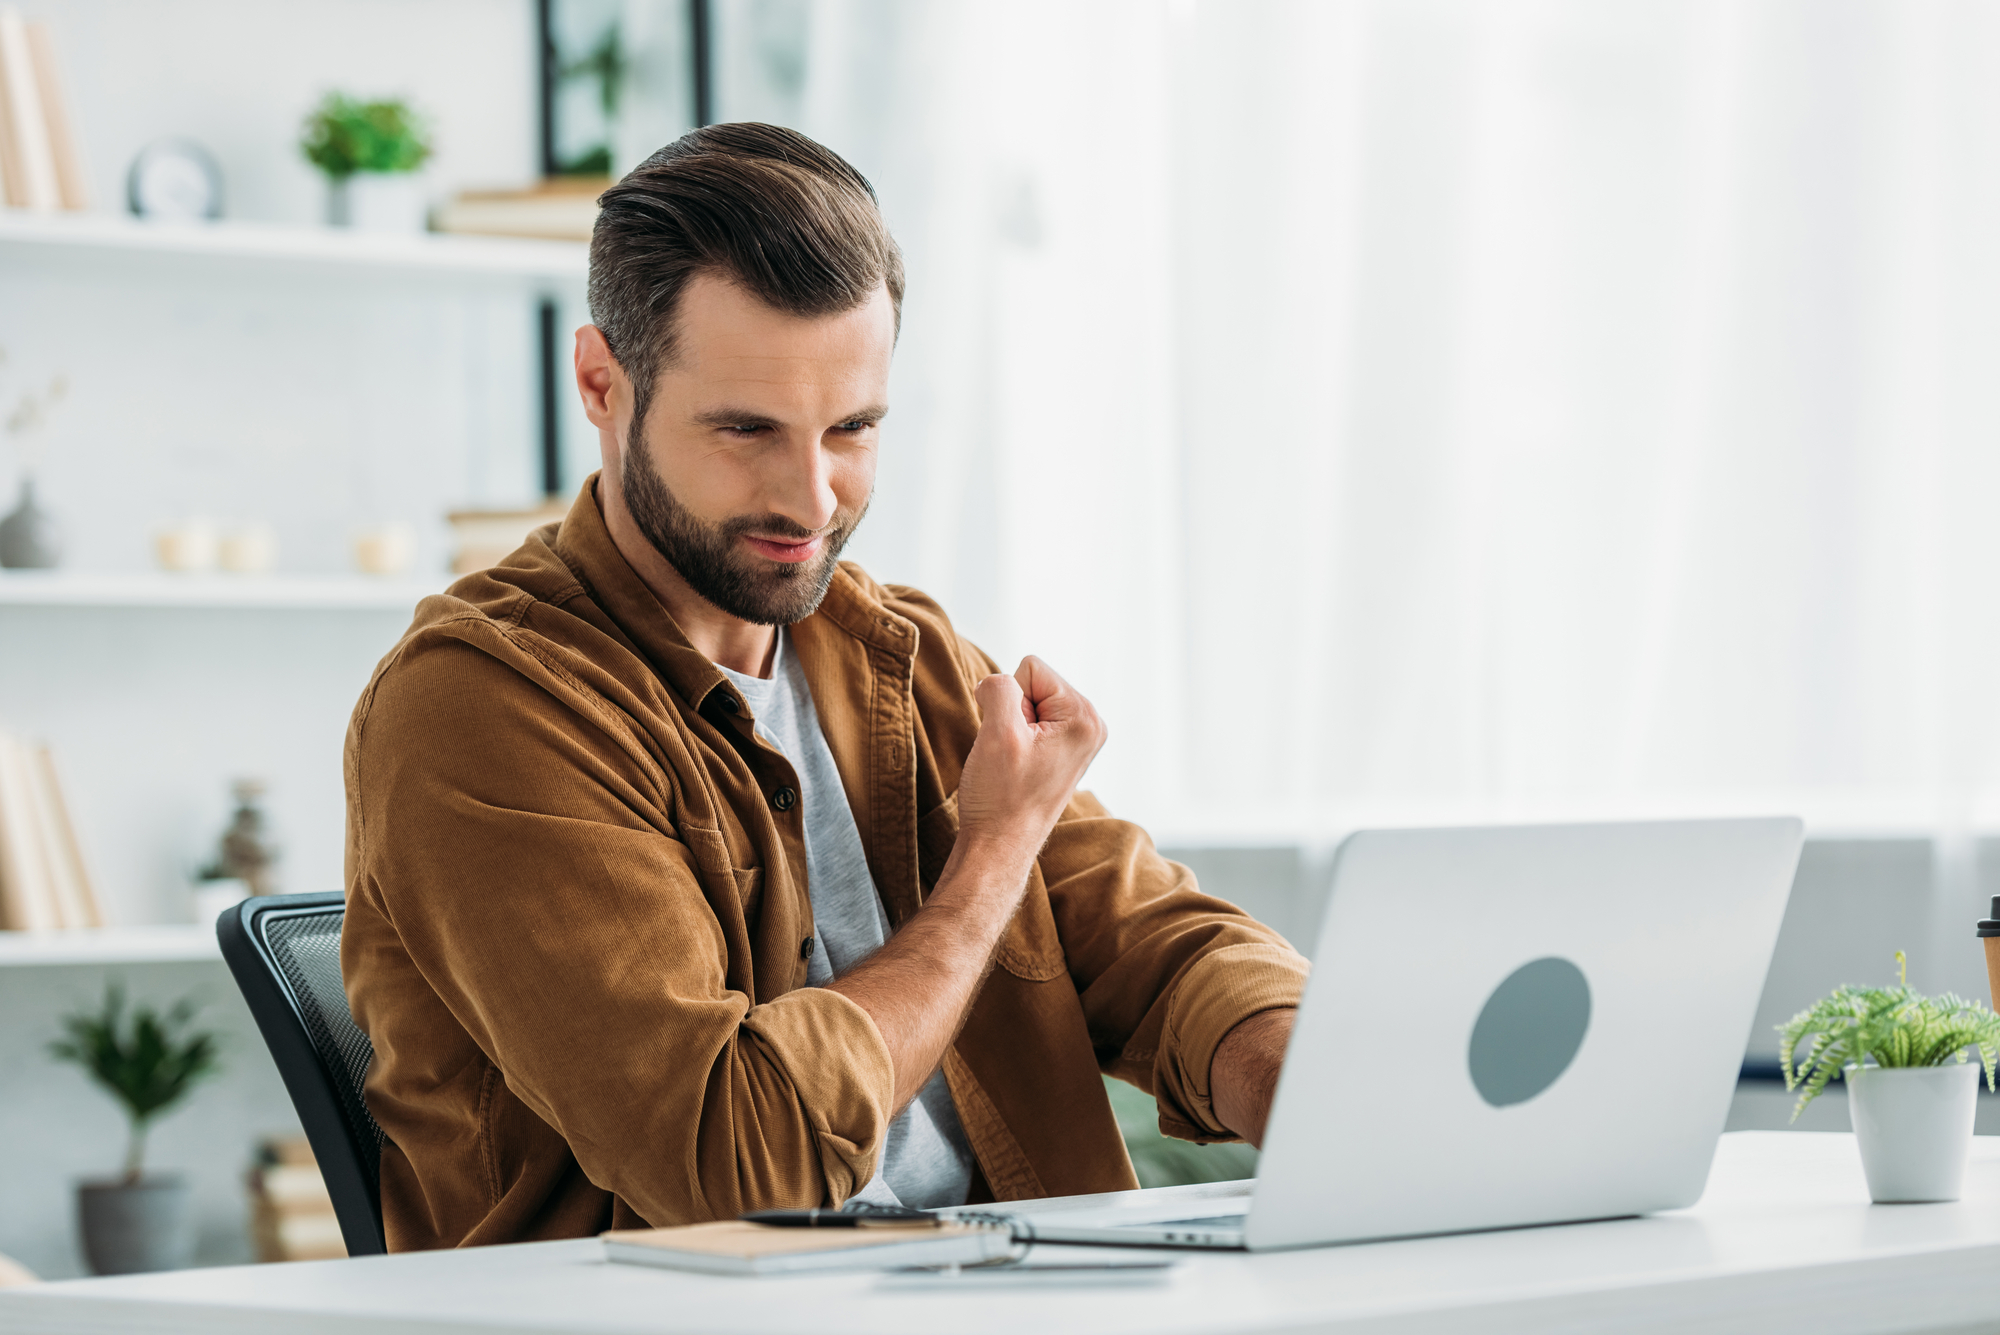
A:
217 892 387 1256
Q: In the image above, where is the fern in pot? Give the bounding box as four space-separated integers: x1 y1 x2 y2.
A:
49 985 220 1273
1780 952 1999 1203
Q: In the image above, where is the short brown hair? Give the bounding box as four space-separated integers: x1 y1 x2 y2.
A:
588 123 904 431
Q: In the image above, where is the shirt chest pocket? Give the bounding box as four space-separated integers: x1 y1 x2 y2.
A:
916 793 1066 983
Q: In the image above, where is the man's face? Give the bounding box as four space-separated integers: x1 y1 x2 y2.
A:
622 273 893 626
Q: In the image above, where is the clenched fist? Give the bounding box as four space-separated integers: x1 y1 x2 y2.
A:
955 656 1109 860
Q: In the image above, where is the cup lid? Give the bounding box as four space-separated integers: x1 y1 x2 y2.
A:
1979 895 2000 937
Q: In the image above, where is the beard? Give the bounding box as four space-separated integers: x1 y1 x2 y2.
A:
622 444 867 627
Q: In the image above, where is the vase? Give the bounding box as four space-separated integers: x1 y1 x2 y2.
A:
327 172 427 234
1846 1063 1980 1203
0 476 61 568
77 1176 195 1274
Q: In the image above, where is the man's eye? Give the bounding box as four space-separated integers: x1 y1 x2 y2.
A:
723 424 765 436
835 420 874 432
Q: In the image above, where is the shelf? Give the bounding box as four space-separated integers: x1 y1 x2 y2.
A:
0 212 588 284
0 572 447 611
0 925 220 966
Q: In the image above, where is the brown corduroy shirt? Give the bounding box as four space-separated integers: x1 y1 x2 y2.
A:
341 478 1310 1250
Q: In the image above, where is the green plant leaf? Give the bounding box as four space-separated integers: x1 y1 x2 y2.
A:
1776 952 2000 1116
301 93 432 179
47 983 221 1176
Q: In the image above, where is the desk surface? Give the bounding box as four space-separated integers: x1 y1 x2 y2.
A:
6 1132 2000 1335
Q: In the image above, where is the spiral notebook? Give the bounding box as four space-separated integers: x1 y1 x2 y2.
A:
601 1219 1016 1276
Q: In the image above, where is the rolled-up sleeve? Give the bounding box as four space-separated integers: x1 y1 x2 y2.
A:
1034 794 1310 1144
347 631 893 1225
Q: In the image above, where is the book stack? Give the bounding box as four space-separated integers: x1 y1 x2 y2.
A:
446 500 569 574
249 1137 346 1262
0 728 101 930
0 7 86 212
433 178 605 242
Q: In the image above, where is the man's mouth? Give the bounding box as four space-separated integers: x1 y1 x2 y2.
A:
741 533 825 564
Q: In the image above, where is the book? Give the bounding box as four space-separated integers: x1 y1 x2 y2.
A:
30 743 101 927
433 179 605 242
0 9 27 206
249 1136 346 1262
0 7 59 211
446 501 568 575
0 731 58 929
0 730 100 930
601 1219 1017 1276
25 20 84 209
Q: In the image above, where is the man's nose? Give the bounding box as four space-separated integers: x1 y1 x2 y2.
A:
766 435 840 533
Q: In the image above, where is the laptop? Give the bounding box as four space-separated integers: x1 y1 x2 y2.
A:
948 817 1803 1251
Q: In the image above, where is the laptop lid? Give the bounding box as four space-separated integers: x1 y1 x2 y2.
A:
1245 817 1802 1251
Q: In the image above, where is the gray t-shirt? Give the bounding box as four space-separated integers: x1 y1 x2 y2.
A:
717 630 976 1210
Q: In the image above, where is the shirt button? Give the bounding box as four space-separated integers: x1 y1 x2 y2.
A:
716 694 739 715
772 786 798 812
801 936 815 960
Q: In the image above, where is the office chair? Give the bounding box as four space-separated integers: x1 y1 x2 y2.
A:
217 892 387 1257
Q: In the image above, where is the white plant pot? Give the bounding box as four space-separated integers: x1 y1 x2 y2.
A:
327 173 427 234
1847 1063 1980 1203
190 878 250 928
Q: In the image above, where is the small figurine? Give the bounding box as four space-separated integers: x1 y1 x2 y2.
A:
202 779 278 896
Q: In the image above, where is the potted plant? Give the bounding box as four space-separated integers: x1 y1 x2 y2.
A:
49 985 220 1273
300 93 432 234
1779 951 2000 1203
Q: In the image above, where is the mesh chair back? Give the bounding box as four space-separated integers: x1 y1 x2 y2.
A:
262 908 386 1175
218 893 387 1256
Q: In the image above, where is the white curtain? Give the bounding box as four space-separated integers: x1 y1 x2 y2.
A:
697 0 2000 845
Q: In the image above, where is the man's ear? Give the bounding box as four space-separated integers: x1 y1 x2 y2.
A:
573 324 627 452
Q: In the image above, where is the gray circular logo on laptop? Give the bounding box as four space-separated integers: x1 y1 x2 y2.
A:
1468 956 1592 1108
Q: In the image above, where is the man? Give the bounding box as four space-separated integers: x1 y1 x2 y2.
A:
342 123 1307 1250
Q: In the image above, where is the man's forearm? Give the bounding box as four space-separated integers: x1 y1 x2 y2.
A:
823 654 1106 1120
1210 1008 1295 1149
825 832 1039 1111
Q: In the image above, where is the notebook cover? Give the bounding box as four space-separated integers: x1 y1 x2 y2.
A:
601 1220 1013 1275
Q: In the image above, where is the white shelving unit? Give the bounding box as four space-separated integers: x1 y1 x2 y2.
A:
0 212 588 284
0 924 220 966
0 572 447 611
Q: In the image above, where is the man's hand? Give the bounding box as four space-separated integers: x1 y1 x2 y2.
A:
955 656 1108 862
828 656 1106 1114
1210 1009 1295 1149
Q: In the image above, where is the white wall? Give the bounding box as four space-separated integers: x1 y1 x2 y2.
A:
728 0 2000 846
31 0 539 225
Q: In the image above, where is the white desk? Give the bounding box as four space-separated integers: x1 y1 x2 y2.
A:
6 1133 2000 1335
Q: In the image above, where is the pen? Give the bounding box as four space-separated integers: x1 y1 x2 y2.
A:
741 1208 943 1228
